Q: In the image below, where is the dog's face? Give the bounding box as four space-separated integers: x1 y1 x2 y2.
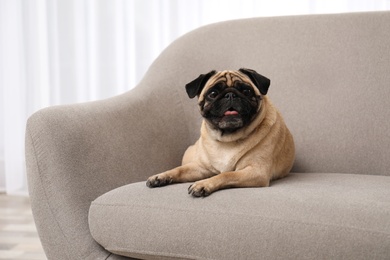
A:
186 68 270 133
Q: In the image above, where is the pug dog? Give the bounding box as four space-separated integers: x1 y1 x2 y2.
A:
146 68 295 197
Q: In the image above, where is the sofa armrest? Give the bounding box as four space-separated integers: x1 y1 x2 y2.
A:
26 85 191 259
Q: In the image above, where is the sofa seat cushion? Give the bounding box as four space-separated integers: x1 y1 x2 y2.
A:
88 173 390 260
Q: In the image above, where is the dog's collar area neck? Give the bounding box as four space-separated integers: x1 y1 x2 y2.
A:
203 121 247 143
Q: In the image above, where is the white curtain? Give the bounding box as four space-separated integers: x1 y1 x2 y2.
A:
1 0 389 195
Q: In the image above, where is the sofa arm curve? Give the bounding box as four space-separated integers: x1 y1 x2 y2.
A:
25 85 191 259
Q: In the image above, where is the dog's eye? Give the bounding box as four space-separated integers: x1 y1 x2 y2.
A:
208 91 218 99
242 89 252 96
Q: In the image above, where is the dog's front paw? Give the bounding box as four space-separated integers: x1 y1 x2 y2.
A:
188 180 215 197
146 174 173 188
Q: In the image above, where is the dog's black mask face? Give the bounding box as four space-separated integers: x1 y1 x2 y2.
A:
186 69 270 133
201 81 260 133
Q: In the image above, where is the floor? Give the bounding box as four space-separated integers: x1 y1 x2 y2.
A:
0 195 46 260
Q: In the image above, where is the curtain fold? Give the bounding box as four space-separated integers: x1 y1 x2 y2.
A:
1 0 28 193
1 0 389 194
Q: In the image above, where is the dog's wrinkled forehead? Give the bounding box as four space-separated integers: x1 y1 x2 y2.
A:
199 70 259 98
206 70 254 87
207 70 249 87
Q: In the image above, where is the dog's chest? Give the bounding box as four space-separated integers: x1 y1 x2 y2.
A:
207 145 241 173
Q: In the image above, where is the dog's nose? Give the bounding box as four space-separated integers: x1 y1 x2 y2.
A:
225 92 237 100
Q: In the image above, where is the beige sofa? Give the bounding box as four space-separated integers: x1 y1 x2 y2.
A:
26 12 390 260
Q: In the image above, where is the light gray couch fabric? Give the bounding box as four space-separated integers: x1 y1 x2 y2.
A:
89 173 390 260
26 11 390 260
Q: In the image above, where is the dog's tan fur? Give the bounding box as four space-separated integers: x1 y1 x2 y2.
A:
147 70 295 197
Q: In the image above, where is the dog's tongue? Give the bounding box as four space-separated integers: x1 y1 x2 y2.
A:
224 110 239 116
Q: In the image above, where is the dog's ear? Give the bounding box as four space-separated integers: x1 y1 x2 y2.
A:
185 70 216 99
239 68 270 95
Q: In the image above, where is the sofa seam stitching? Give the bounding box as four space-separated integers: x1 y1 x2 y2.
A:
28 119 88 260
108 247 207 260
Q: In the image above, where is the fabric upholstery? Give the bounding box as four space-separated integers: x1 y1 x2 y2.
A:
89 173 390 260
25 90 190 259
26 11 390 260
153 11 390 176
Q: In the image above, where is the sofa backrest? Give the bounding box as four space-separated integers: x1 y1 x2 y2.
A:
142 11 390 176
